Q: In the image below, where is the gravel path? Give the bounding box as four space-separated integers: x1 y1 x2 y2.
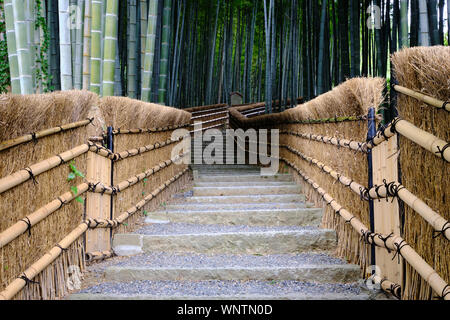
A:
94 252 348 269
134 222 318 235
77 280 365 296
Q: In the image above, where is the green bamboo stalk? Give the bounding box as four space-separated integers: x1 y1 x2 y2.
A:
101 0 118 96
127 0 137 98
89 0 101 93
418 0 430 46
12 0 33 94
157 0 171 104
82 0 91 89
140 0 147 81
400 0 409 48
4 0 21 93
73 0 84 89
141 0 158 102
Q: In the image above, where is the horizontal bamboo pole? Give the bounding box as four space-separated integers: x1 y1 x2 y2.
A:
373 275 402 300
190 123 226 133
367 182 450 241
282 144 367 197
282 158 450 300
112 123 189 135
281 131 367 153
0 222 89 300
191 110 229 121
0 119 93 152
394 85 449 112
365 118 449 162
114 134 188 162
85 250 114 262
0 183 89 249
0 144 90 194
89 152 189 195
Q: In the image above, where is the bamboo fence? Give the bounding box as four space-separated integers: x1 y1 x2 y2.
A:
229 68 449 301
0 92 192 300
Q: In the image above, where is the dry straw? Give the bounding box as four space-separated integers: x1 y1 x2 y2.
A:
392 46 449 300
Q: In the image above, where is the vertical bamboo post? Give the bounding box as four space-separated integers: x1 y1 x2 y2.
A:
367 108 377 269
373 135 403 286
85 151 112 253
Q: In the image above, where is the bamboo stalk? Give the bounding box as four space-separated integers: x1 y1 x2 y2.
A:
394 85 449 112
0 223 88 300
89 0 102 93
282 158 450 300
101 0 119 96
367 182 450 241
0 183 89 249
141 0 158 102
12 0 34 94
372 275 402 299
3 0 21 94
0 144 89 194
82 0 92 90
58 0 73 90
0 118 93 152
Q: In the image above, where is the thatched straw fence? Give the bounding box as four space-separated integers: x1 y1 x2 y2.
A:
391 46 449 300
0 92 191 300
229 51 449 301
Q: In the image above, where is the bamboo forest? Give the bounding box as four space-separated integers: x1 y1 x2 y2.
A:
0 1 449 110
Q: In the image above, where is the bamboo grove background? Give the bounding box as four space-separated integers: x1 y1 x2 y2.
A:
0 0 449 111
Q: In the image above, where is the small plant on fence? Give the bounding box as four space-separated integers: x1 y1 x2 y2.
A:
67 161 85 204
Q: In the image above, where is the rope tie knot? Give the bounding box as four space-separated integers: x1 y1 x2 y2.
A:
20 217 32 237
432 221 450 240
20 274 39 286
392 240 409 264
24 167 38 185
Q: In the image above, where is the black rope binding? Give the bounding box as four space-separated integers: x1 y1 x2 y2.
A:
57 197 67 209
20 274 40 286
24 167 38 185
442 101 449 112
55 244 68 252
391 240 409 264
56 154 66 165
435 143 449 163
30 132 38 145
433 221 450 240
20 217 32 237
377 233 394 253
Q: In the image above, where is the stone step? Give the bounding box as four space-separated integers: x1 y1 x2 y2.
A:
146 208 323 226
101 252 359 283
162 202 313 211
69 280 370 300
193 185 302 197
113 227 336 255
195 174 293 182
191 165 258 170
104 265 360 283
194 181 297 187
184 194 305 204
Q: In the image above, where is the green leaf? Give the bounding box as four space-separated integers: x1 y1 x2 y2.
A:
71 186 78 195
123 223 128 226
67 172 76 181
75 196 84 204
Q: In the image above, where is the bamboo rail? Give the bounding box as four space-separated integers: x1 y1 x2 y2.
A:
86 168 189 229
281 131 368 153
0 144 91 194
281 144 367 197
0 118 93 152
0 167 189 300
0 183 89 249
89 151 189 195
373 275 402 300
281 158 450 300
85 250 114 262
112 123 189 135
394 85 450 112
364 118 449 162
0 223 89 300
367 182 450 241
191 110 229 121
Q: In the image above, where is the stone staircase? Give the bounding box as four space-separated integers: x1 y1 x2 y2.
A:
69 164 374 300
